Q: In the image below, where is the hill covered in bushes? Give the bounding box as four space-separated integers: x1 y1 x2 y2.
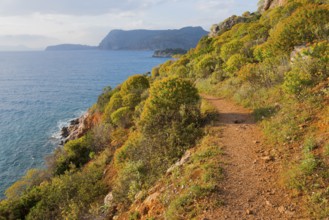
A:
0 0 328 219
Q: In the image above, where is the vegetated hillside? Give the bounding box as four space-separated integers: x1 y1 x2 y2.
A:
0 0 328 219
98 27 208 50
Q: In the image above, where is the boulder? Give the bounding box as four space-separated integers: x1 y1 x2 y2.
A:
209 15 248 37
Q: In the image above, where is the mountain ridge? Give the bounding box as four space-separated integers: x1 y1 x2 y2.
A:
98 26 208 50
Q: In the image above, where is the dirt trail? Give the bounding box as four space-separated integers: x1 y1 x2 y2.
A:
202 95 305 220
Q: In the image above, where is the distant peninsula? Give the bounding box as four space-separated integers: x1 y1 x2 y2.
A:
45 27 208 52
152 48 187 58
45 44 97 51
98 27 208 50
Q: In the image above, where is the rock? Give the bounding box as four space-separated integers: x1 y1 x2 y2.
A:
166 150 191 173
261 156 274 163
285 210 295 216
290 45 308 62
70 118 79 125
135 191 144 201
61 126 70 138
278 206 285 214
104 192 114 207
246 209 253 215
266 200 273 207
253 140 260 144
262 0 286 12
209 15 248 37
263 0 273 11
62 112 91 142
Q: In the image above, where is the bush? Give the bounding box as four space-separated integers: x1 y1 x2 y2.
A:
269 4 329 54
224 54 249 75
54 137 91 175
120 75 149 97
140 77 202 156
113 161 146 205
96 86 114 113
195 54 217 78
110 107 133 128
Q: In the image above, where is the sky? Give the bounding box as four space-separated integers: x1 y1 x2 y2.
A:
0 0 259 50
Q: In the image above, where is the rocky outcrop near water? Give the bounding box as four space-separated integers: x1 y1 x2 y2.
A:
60 113 90 144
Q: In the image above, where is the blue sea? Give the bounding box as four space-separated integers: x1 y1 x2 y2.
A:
0 50 168 197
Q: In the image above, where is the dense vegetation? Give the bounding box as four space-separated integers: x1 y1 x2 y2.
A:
0 0 328 219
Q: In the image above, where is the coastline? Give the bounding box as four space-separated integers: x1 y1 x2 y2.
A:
59 111 90 145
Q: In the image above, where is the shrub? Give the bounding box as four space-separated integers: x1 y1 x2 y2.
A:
96 86 114 113
103 92 123 123
151 66 160 78
140 77 202 158
113 161 146 204
54 137 91 175
120 75 149 97
269 4 329 54
224 54 249 75
110 107 133 128
195 54 217 78
220 39 244 61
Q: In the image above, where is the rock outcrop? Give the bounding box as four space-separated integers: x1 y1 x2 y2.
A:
263 0 286 12
209 15 248 37
60 112 91 144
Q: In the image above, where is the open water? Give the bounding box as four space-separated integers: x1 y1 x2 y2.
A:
0 50 168 197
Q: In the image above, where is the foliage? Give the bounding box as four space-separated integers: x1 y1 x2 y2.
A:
54 137 91 175
268 4 329 55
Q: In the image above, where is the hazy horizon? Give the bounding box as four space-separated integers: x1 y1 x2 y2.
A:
0 1 258 51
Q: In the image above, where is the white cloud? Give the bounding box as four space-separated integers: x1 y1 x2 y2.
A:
0 0 259 49
0 0 168 16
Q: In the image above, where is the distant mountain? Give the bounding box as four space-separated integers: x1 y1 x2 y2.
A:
98 27 208 50
45 44 97 51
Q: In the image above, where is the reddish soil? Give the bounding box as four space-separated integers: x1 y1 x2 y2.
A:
202 95 306 220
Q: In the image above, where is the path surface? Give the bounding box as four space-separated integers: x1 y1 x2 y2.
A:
202 95 305 220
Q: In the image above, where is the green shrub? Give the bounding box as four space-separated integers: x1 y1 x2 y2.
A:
96 86 115 113
120 75 150 97
140 77 201 150
110 107 133 128
54 137 91 175
224 54 249 75
113 161 146 204
270 4 329 53
103 92 123 123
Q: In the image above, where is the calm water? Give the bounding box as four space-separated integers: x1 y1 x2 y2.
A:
0 50 168 197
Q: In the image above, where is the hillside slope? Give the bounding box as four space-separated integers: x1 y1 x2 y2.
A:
0 0 328 219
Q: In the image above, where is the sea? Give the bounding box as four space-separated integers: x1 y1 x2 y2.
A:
0 50 169 198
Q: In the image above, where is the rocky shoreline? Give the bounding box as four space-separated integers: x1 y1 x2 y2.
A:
59 112 90 145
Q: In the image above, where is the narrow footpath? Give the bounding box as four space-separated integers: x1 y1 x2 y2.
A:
202 95 305 220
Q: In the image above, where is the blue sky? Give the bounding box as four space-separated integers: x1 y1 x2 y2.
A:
0 0 259 50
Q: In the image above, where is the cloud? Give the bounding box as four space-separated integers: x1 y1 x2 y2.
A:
0 0 167 16
0 0 259 49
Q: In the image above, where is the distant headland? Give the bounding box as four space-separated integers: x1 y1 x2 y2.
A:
45 26 208 51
